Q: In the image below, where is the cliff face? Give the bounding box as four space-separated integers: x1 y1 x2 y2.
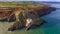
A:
8 5 56 31
0 2 56 21
0 2 56 31
27 4 56 16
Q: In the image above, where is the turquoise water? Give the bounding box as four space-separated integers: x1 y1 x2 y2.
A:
0 2 60 34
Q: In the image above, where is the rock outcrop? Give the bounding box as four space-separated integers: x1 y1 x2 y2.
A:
0 2 56 31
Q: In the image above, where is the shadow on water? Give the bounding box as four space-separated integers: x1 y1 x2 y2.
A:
28 8 60 29
39 7 56 17
30 17 60 30
39 8 60 28
40 17 60 28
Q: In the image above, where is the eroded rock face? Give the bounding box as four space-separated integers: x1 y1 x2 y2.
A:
8 6 56 31
0 3 56 21
27 4 56 16
8 11 46 31
0 7 13 20
0 2 56 31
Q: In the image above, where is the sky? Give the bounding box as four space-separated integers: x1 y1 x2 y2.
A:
0 0 60 2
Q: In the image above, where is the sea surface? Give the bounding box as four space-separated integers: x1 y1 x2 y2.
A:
0 2 60 34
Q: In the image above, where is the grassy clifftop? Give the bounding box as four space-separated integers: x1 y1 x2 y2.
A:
0 2 47 8
0 2 33 8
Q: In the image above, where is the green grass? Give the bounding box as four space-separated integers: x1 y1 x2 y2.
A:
0 2 33 8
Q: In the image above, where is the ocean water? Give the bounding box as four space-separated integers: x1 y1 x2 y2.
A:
0 2 60 34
